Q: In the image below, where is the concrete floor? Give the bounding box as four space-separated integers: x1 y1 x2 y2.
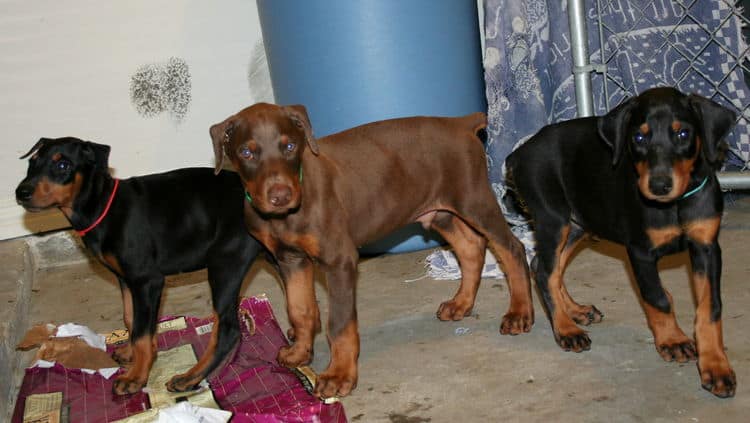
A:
3 196 750 422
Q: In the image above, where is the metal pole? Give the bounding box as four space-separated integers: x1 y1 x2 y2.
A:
568 0 594 117
718 172 750 190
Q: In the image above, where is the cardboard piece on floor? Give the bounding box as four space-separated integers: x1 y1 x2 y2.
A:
17 323 118 371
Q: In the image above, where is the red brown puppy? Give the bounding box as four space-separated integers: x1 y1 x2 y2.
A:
210 103 533 398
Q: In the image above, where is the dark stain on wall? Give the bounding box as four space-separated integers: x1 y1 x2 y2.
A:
130 57 191 122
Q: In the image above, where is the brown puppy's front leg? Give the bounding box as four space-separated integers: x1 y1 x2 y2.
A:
277 256 319 368
315 258 359 399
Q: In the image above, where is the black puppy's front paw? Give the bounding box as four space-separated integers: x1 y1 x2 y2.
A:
166 373 202 393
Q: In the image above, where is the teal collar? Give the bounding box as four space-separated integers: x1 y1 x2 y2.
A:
245 167 303 204
680 177 708 200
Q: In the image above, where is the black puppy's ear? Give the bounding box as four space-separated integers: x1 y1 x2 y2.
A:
598 97 636 166
688 94 736 168
20 138 54 159
209 116 236 175
81 141 111 169
282 104 319 155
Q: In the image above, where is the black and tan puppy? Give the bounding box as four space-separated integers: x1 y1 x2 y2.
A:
506 87 737 397
16 137 263 395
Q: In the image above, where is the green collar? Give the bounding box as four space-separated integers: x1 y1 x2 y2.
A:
245 167 303 204
680 177 708 200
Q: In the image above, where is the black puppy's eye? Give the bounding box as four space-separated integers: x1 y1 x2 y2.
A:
285 142 297 153
633 132 646 143
239 146 254 160
677 129 690 141
54 160 71 171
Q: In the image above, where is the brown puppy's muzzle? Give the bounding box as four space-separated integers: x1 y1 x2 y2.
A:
249 172 301 215
268 184 292 208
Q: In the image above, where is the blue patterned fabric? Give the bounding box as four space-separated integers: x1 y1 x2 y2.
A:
484 0 750 188
426 0 750 280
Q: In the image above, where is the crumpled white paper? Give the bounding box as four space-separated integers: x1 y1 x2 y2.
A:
157 402 232 423
56 322 107 350
29 323 120 378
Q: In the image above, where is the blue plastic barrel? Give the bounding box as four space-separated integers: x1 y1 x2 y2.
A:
257 0 487 254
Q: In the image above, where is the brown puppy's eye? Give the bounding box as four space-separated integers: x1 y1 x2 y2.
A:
285 142 296 154
239 146 254 160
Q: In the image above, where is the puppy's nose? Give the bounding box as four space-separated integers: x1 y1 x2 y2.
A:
268 184 292 207
649 175 673 196
15 184 34 202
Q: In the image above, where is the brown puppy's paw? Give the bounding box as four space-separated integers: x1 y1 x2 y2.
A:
314 368 358 399
166 373 202 393
569 305 604 326
555 330 591 352
436 299 473 321
277 343 313 368
699 359 736 398
656 339 697 363
112 374 146 395
112 344 134 364
499 311 533 335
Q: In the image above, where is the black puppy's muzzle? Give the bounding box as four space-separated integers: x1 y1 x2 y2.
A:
648 174 673 196
15 181 35 205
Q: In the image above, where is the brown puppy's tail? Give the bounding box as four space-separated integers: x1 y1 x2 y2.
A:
462 112 487 136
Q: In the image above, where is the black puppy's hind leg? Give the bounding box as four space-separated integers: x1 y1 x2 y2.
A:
166 253 255 392
555 224 603 326
534 221 592 352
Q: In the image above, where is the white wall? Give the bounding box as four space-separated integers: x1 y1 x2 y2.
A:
0 1 266 239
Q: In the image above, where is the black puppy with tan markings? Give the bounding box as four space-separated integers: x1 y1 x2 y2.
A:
16 137 263 395
507 87 736 397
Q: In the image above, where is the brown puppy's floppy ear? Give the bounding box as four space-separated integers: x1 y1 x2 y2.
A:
688 94 736 169
81 141 111 169
209 116 236 175
598 97 637 166
20 138 54 159
283 104 319 155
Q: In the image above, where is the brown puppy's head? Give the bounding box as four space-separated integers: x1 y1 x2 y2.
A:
16 137 111 214
210 103 318 216
598 87 735 202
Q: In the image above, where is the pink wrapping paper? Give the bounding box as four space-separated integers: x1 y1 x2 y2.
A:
12 296 347 422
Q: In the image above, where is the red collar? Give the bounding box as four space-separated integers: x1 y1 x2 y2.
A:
77 179 120 236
